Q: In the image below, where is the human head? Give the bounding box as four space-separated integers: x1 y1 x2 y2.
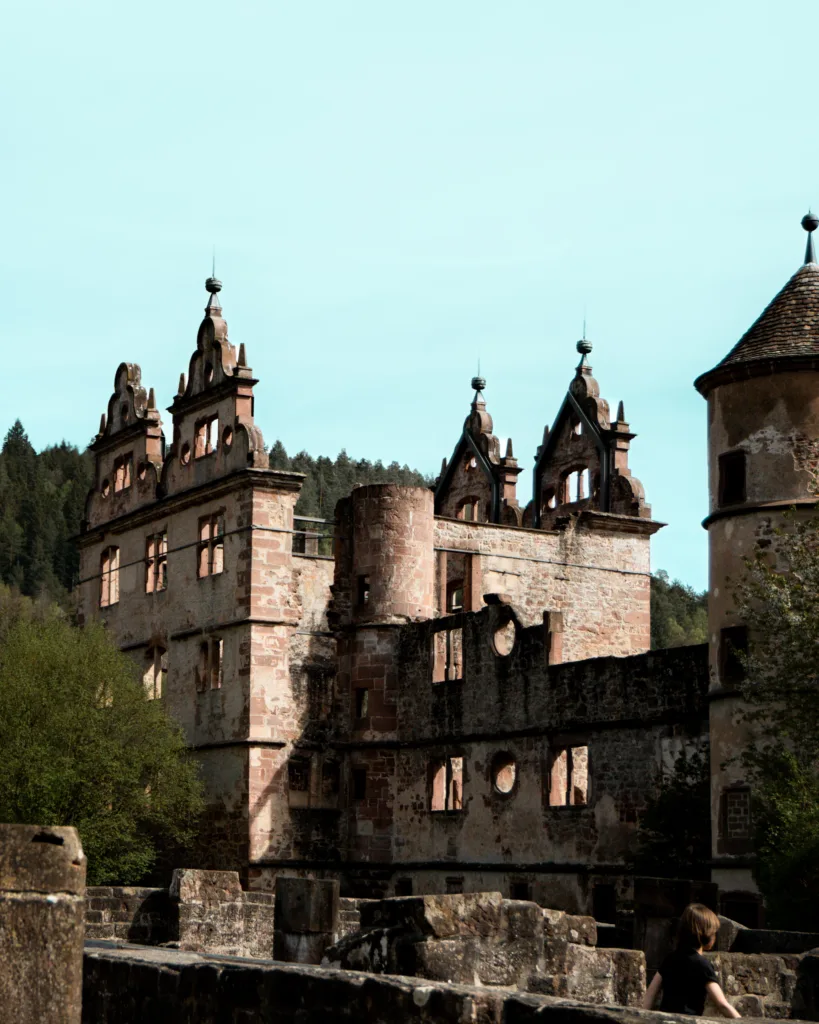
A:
676 903 720 951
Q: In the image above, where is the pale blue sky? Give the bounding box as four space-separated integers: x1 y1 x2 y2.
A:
2 1 818 590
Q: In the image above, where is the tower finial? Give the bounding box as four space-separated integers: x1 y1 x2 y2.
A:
802 211 819 264
471 373 486 394
576 336 593 370
205 254 223 310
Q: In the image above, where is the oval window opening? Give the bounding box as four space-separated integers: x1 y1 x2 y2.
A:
493 620 515 657
491 752 517 795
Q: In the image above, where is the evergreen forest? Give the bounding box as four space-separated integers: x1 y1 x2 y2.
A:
0 421 707 646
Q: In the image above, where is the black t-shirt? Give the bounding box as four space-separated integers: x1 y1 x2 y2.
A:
658 949 719 1016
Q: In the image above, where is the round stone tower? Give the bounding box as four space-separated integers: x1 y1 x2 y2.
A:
695 213 819 895
350 484 435 624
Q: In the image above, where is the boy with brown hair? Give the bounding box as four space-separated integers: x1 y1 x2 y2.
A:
642 903 740 1017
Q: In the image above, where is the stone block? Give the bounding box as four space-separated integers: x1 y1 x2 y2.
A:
275 876 339 934
170 869 243 905
0 824 86 1024
360 892 503 939
565 914 597 946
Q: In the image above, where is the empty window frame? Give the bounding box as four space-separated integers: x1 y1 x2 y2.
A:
395 878 413 897
100 546 120 607
548 745 588 807
288 756 311 808
198 514 225 577
355 687 369 719
113 452 133 493
720 625 748 686
445 877 464 894
195 415 219 458
143 646 168 700
145 529 168 593
563 468 589 503
457 497 480 522
432 627 463 683
352 767 368 802
510 880 531 901
357 574 370 607
430 756 464 812
196 637 223 692
718 451 747 507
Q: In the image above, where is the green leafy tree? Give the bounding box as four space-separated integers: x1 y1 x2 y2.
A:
730 513 819 927
650 570 708 649
633 746 712 878
0 586 203 884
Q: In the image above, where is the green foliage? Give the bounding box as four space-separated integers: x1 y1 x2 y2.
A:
731 513 819 928
0 586 203 884
268 441 433 520
650 569 708 650
633 746 712 878
0 421 93 604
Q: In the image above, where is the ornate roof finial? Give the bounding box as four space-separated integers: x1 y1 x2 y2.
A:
505 437 514 459
617 400 625 422
802 211 819 264
177 373 186 396
576 336 593 370
471 374 486 394
147 387 156 410
98 413 106 437
238 343 247 367
205 251 223 311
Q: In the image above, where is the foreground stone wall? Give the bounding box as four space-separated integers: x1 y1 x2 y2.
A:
84 940 803 1024
85 870 276 958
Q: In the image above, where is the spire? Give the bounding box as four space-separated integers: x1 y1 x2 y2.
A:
147 387 156 410
177 373 186 396
803 211 818 264
505 437 514 459
471 373 486 399
617 400 625 422
98 413 106 437
238 343 247 367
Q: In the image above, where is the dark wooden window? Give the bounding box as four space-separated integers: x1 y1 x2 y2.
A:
718 451 746 506
720 625 748 686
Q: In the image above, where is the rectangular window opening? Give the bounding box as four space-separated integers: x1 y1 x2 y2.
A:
352 767 368 802
510 881 531 901
395 878 413 897
357 574 370 606
445 877 464 895
718 451 747 507
432 627 463 683
195 415 219 459
143 646 167 701
549 745 589 807
431 755 463 812
100 547 120 607
145 530 168 593
355 687 369 719
113 452 133 493
198 513 225 578
720 625 748 686
288 757 311 808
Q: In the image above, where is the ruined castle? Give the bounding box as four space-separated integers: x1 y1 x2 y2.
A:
75 214 819 921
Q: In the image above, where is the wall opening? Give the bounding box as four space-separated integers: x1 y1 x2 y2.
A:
510 880 531 901
198 513 225 577
445 877 464 894
432 626 463 683
354 687 369 719
145 530 168 593
143 646 167 701
196 637 223 691
491 752 517 795
99 547 120 607
492 620 516 657
593 884 617 924
352 767 367 802
549 745 588 806
113 452 133 492
431 755 463 812
195 414 219 458
718 450 747 507
357 574 370 607
288 756 311 808
719 625 748 686
395 878 413 897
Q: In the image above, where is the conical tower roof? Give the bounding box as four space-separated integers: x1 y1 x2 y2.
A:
696 216 819 396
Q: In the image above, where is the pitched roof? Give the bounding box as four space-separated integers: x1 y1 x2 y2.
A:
696 262 819 394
